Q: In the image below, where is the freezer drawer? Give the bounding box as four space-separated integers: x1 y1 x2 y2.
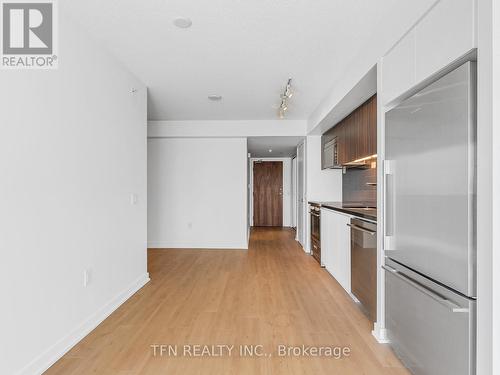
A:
384 258 475 375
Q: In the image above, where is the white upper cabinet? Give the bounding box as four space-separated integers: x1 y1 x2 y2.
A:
415 0 476 82
382 30 416 105
382 0 476 105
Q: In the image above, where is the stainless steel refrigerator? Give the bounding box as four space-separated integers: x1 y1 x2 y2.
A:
383 61 476 375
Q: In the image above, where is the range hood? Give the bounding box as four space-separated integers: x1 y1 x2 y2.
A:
343 154 377 168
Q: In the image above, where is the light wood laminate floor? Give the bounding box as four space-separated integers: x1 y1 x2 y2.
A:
46 227 408 375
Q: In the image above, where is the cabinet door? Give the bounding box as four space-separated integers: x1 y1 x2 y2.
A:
346 114 357 163
326 95 377 165
415 0 475 82
335 213 352 293
343 116 351 163
320 209 334 270
368 95 377 156
353 110 362 161
357 101 370 159
337 122 347 165
382 29 416 104
322 209 351 293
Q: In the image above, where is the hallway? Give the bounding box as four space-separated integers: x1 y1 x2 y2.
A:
46 228 408 375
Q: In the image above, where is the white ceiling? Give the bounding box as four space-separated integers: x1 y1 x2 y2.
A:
62 0 435 121
248 137 303 158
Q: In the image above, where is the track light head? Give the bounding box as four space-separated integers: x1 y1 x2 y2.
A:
277 78 293 118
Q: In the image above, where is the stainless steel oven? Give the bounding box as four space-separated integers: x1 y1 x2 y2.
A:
309 203 321 264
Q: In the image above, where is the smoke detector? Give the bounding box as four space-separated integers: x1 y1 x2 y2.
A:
173 17 192 29
208 95 222 101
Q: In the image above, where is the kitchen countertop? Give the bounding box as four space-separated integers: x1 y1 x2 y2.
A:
309 201 377 222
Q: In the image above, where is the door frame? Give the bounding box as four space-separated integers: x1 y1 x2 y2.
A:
249 157 292 227
296 141 307 248
291 156 297 228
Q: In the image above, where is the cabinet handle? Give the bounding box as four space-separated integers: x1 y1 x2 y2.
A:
382 265 469 313
384 160 396 250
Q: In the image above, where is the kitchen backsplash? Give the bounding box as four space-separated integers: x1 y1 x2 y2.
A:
342 167 377 206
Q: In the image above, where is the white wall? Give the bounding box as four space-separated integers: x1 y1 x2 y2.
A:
306 136 343 202
0 13 148 375
249 158 293 227
148 120 307 138
148 138 248 249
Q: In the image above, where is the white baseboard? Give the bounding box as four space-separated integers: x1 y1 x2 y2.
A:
148 241 248 250
17 273 150 375
372 322 390 344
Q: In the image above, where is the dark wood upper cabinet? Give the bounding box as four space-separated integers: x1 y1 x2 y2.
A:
368 95 377 156
345 113 357 162
337 122 347 165
321 94 377 169
359 102 368 158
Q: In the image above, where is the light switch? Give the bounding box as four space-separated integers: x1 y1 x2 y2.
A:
130 193 138 205
83 269 90 287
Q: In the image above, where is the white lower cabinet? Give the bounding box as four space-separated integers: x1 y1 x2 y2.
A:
321 208 351 293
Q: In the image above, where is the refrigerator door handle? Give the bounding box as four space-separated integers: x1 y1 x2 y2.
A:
384 160 396 250
382 265 469 313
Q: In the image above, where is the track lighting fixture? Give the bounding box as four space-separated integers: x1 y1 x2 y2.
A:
277 78 293 119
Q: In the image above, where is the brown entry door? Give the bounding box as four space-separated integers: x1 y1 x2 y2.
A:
253 161 283 227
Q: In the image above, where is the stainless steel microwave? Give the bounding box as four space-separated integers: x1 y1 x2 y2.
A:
323 137 341 169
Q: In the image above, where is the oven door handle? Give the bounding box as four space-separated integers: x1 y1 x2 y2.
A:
346 223 376 235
